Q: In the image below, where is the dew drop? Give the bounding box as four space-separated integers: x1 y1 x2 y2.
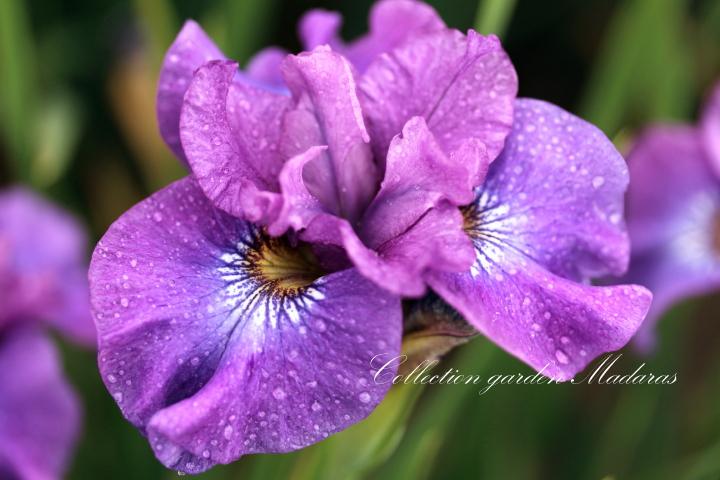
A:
358 392 371 403
555 349 570 365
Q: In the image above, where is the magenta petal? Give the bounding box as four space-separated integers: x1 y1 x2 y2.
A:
282 47 378 223
624 127 720 348
245 47 288 91
0 187 95 345
473 99 632 281
300 1 444 73
701 82 720 177
360 116 489 248
428 250 651 381
303 203 475 297
157 21 226 165
0 328 80 479
298 9 342 51
267 146 328 236
360 29 517 163
180 60 290 222
89 178 401 474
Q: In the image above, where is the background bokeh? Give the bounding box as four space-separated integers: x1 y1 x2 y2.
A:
1 0 720 479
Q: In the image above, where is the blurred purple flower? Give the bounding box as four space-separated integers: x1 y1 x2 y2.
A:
623 82 720 350
0 187 93 479
90 0 651 474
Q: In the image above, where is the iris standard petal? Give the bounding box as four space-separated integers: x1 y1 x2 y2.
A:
157 20 226 164
282 47 378 223
299 0 445 73
360 29 517 164
0 328 80 480
359 116 488 248
624 127 720 349
0 187 95 345
302 202 475 297
180 60 291 222
89 177 401 474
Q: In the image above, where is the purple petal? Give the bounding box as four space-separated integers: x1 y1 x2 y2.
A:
246 47 288 90
360 29 517 164
0 187 95 345
299 0 445 73
157 21 226 165
302 202 475 297
0 328 80 479
701 82 720 177
267 146 328 236
624 127 720 349
427 249 652 381
359 116 488 248
180 60 291 222
89 177 401 474
468 99 632 281
281 47 378 223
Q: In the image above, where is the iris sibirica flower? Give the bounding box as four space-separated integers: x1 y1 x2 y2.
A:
0 187 94 479
89 0 652 473
623 82 720 349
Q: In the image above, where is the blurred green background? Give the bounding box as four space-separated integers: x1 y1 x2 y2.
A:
1 0 720 479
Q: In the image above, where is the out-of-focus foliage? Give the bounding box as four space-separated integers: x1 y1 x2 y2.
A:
1 0 720 479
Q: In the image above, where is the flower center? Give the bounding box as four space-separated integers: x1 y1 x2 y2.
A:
248 234 324 294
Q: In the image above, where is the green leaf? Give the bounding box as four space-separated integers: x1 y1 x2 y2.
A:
474 0 517 37
0 0 37 182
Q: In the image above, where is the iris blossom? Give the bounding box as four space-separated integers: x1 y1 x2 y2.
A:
0 187 94 479
90 0 652 473
623 82 720 349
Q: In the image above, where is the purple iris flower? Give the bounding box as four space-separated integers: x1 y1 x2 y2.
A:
90 0 651 474
623 82 720 349
0 187 94 479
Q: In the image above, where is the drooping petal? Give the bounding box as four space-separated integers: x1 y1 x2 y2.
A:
282 47 378 223
701 82 720 176
157 21 226 164
302 202 475 297
623 127 720 349
0 187 95 345
427 248 652 381
89 177 401 474
299 0 445 73
359 116 488 248
360 29 517 164
464 98 632 281
180 60 291 222
426 97 652 380
0 328 81 479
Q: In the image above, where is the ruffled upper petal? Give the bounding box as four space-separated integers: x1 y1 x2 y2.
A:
90 177 401 474
360 29 517 164
701 82 720 176
157 21 226 164
359 116 487 248
0 328 81 480
427 98 651 380
0 187 95 345
302 203 475 298
299 0 445 73
281 47 378 224
624 127 720 349
180 60 291 222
